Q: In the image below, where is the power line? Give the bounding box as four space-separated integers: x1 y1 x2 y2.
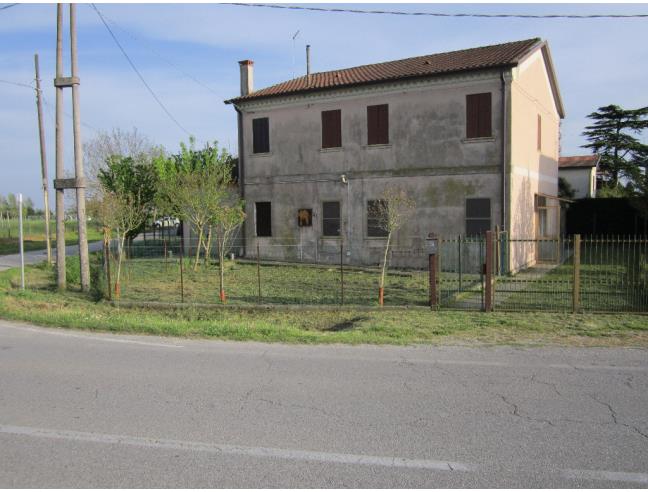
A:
92 8 220 97
224 3 648 19
0 3 18 11
91 3 191 137
0 79 34 90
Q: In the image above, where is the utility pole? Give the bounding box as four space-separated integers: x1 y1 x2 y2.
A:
34 53 52 265
54 4 66 289
69 3 90 291
53 3 90 291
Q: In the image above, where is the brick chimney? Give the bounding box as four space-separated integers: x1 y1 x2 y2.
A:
238 60 254 96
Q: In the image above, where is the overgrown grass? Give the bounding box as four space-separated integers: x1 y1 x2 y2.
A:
0 261 647 347
0 219 103 255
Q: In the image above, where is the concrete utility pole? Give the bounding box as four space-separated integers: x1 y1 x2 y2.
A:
53 3 90 291
34 53 52 265
69 3 90 291
54 4 66 289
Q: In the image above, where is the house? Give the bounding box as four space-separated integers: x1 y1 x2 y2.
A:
559 155 600 199
225 38 565 271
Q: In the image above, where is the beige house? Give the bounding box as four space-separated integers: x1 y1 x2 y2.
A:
225 38 565 271
559 155 600 199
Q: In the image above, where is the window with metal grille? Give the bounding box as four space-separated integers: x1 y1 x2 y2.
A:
255 202 272 237
321 110 342 149
252 117 269 154
466 93 492 139
465 198 491 236
322 201 341 236
367 199 389 237
367 104 389 145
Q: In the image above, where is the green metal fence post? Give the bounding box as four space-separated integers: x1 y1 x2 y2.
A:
572 234 581 313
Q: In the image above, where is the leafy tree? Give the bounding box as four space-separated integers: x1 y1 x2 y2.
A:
370 186 416 306
558 177 575 200
155 138 241 274
582 105 648 190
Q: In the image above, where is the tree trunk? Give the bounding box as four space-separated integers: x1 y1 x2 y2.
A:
203 226 213 267
193 225 203 272
114 235 126 299
378 231 392 307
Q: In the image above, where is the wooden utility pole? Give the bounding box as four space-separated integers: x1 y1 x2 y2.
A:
53 3 90 291
54 4 66 289
34 53 52 265
69 4 90 291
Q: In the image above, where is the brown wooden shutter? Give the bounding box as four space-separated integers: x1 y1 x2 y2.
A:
322 110 341 148
466 93 491 138
478 93 492 138
367 104 388 145
537 114 542 151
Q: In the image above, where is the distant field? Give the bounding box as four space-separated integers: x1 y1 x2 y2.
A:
0 218 102 255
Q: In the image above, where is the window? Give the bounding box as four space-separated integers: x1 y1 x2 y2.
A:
367 199 388 237
255 202 272 237
535 195 548 237
465 198 490 236
466 93 492 139
367 104 389 145
537 114 542 151
322 202 341 236
321 110 342 149
252 117 269 154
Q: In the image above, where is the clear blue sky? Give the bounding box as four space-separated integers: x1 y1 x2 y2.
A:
1 3 647 208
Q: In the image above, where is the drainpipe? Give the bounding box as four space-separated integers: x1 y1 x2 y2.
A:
500 69 511 232
235 105 246 257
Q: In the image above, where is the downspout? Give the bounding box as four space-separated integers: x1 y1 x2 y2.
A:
235 104 246 257
500 69 511 232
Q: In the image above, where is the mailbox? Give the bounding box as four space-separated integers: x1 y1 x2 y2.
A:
426 234 438 255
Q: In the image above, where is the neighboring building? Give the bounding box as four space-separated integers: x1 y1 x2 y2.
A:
559 155 600 199
225 38 565 271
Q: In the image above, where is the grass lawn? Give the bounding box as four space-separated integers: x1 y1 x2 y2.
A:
1 261 647 347
0 219 103 255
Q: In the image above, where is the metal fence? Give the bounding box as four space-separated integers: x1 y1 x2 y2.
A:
97 233 648 313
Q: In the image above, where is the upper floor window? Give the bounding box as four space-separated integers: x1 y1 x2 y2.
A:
252 117 269 154
367 104 389 145
466 198 491 236
537 114 542 151
466 93 492 139
321 110 342 149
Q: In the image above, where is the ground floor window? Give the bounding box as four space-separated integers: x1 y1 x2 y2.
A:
367 199 389 237
465 198 491 236
322 202 341 236
255 202 272 237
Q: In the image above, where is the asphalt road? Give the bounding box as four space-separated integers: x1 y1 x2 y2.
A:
0 241 104 272
0 320 647 487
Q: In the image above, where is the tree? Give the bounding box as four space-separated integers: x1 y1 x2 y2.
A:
155 139 239 273
558 177 575 200
582 105 648 190
84 127 164 199
369 186 416 306
212 192 245 302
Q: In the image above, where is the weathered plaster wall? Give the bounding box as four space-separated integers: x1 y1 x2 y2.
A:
238 71 504 266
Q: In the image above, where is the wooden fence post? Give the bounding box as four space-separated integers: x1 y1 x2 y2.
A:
572 234 581 313
485 230 494 312
427 234 439 309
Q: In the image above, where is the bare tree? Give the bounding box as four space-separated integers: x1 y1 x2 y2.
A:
211 193 245 302
370 186 416 306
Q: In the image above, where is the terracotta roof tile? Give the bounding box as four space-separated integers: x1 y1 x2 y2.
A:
559 155 600 169
226 38 542 104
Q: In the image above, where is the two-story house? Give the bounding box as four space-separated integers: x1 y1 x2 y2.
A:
225 38 565 271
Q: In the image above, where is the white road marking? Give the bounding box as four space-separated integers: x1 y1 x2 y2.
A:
0 424 471 472
563 469 648 484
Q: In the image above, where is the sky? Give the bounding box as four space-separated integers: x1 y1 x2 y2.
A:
1 2 648 208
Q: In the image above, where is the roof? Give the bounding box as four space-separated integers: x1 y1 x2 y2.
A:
226 38 546 105
559 155 600 169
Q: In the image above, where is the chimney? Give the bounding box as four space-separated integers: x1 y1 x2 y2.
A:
306 45 311 85
238 59 254 96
